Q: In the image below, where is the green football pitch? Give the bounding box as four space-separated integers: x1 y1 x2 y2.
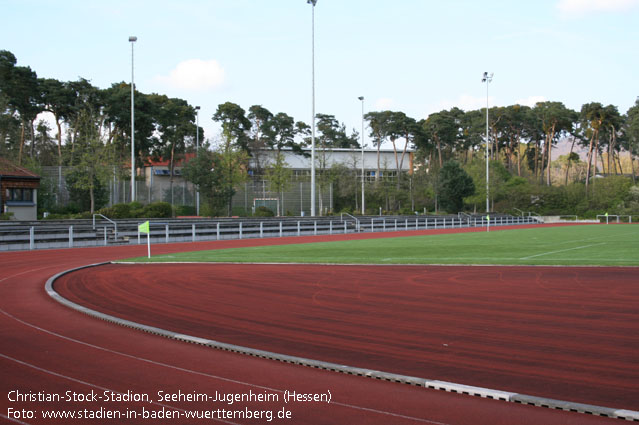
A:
126 224 639 266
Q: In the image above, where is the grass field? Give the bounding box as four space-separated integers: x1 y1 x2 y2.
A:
126 224 639 266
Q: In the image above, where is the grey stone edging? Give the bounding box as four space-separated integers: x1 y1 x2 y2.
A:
45 263 639 422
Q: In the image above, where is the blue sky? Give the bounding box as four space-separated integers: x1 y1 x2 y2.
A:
2 0 638 146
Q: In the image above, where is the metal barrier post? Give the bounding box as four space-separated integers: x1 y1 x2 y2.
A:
165 224 169 243
239 222 243 239
260 222 263 238
329 220 333 235
314 221 317 235
279 222 283 237
68 226 73 248
192 224 196 242
104 227 107 245
30 227 34 250
297 221 301 236
217 222 220 240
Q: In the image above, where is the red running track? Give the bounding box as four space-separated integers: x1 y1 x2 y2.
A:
0 224 631 424
55 263 639 411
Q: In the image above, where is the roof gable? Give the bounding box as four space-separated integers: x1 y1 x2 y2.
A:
0 157 41 179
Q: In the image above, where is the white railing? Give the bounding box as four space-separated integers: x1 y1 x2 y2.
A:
2 215 545 251
93 214 118 240
340 213 360 232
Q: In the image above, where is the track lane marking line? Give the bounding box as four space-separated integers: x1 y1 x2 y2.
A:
0 309 446 424
0 413 32 425
519 243 607 260
0 353 239 425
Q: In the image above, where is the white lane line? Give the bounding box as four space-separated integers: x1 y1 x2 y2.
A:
0 265 57 283
0 309 446 424
0 413 32 425
0 353 239 425
520 243 607 260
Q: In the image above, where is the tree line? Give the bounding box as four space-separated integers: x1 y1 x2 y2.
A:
1 49 638 216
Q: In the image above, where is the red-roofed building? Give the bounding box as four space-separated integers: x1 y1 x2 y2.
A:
0 157 41 220
140 153 196 203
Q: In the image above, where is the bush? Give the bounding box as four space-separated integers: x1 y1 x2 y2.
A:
0 212 14 220
399 207 415 215
231 207 249 217
100 203 131 219
174 205 196 216
254 206 274 217
142 202 173 218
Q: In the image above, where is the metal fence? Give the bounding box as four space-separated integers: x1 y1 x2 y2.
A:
40 167 327 215
1 215 541 251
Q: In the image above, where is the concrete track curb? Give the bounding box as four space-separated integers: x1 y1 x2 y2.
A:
46 262 639 422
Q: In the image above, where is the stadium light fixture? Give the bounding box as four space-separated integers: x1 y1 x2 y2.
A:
481 72 493 213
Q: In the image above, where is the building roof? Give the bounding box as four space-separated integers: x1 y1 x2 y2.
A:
258 147 415 153
0 157 41 179
145 153 195 167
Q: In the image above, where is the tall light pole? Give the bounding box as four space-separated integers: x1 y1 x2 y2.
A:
308 0 317 216
129 36 137 202
482 72 493 213
195 105 200 216
358 96 365 215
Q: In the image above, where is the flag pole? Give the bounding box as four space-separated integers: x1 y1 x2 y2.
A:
147 232 150 258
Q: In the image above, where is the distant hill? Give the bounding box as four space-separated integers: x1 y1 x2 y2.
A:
552 137 589 161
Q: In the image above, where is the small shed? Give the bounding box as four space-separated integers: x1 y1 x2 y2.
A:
0 157 41 220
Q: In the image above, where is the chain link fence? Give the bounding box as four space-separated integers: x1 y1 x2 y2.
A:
41 167 330 216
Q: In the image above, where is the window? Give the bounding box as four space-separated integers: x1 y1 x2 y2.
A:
5 188 34 203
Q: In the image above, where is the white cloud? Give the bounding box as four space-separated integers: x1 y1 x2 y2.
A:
155 59 225 91
514 95 547 107
374 98 395 110
557 0 639 17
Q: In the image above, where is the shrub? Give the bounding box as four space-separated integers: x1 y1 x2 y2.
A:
231 207 249 217
174 205 196 216
109 203 131 219
142 202 173 218
254 206 274 217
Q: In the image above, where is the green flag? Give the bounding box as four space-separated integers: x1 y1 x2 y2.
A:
605 212 608 217
138 221 150 234
487 214 490 221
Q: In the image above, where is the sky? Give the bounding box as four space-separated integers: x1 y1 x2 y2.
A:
1 0 638 147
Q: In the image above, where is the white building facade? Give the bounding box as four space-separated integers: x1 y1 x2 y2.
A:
252 148 414 181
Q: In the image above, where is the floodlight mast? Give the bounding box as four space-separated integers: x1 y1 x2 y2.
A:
358 96 365 215
307 0 317 216
481 72 493 213
129 36 137 202
195 106 200 216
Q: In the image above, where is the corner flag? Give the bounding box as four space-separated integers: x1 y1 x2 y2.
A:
139 221 150 234
138 221 151 258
